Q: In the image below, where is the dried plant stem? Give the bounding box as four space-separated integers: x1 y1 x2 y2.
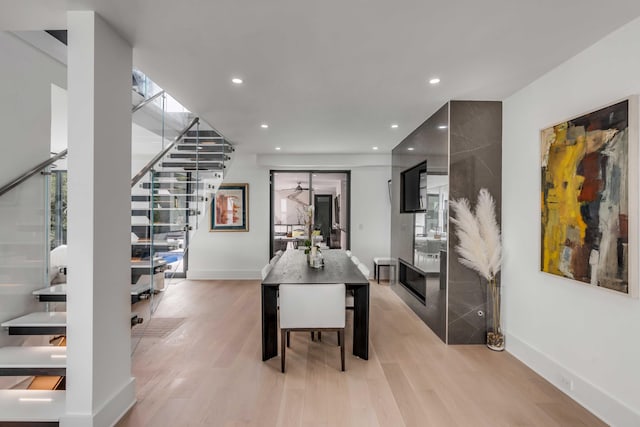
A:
490 278 500 334
487 276 504 351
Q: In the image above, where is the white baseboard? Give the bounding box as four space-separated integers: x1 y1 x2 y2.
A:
187 269 261 280
507 333 640 427
60 377 136 427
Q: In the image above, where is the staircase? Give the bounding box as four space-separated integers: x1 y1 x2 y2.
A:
0 83 233 424
129 121 230 311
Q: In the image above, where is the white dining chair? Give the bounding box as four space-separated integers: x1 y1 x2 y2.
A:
279 283 346 373
276 250 284 256
345 250 352 257
261 263 273 280
269 254 281 265
49 244 68 284
350 256 359 265
344 264 370 313
357 263 370 279
345 290 354 310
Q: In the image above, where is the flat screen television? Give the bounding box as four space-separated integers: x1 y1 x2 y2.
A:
400 161 426 213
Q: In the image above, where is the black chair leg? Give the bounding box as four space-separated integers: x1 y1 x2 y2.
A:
339 329 345 371
281 329 287 373
337 331 341 346
310 331 315 341
318 331 322 341
287 331 290 348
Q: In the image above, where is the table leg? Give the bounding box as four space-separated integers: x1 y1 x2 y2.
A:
262 285 278 361
352 284 369 360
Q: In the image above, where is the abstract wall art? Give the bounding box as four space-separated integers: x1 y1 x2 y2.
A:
210 183 249 231
540 98 638 296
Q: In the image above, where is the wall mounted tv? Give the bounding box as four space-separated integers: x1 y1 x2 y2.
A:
400 161 426 213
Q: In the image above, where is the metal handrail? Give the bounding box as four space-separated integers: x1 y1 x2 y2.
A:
132 90 166 113
0 149 68 198
131 117 200 187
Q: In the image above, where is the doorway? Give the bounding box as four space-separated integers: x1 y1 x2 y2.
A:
314 194 332 247
270 171 350 257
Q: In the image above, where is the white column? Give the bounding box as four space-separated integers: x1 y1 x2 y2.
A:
62 11 134 427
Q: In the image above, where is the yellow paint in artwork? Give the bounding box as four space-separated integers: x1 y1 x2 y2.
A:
541 124 587 274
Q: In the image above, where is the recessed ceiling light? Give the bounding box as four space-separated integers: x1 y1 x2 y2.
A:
231 77 243 84
429 78 440 85
372 146 379 150
391 124 399 129
438 125 448 129
275 147 281 151
407 147 415 151
261 124 269 129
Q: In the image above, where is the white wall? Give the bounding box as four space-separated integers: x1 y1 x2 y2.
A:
503 17 640 426
349 166 392 277
51 83 68 153
188 152 271 279
188 152 391 279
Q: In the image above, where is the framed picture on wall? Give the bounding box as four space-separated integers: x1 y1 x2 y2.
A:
210 183 249 232
540 96 638 297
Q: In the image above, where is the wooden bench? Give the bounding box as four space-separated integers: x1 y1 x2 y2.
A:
373 257 396 284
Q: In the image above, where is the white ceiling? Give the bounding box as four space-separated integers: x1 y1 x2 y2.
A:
3 1 640 154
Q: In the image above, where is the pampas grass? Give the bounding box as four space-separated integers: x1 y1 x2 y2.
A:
450 188 504 350
450 188 502 281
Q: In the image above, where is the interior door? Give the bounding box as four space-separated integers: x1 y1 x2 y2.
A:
313 194 332 245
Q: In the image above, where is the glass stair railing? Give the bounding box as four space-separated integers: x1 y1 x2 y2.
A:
129 118 232 315
0 150 68 423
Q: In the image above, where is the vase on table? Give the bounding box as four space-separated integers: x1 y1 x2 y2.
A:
486 277 504 351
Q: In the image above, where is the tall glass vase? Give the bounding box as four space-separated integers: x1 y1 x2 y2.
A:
486 277 504 351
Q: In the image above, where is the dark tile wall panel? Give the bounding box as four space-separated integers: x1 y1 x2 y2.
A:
447 100 502 344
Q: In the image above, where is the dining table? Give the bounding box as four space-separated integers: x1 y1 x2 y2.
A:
261 249 370 361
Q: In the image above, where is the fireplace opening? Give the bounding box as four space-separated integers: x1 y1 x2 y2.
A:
398 259 427 304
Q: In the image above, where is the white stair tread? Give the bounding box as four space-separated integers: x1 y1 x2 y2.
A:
1 312 66 328
0 346 66 369
33 284 151 298
131 282 151 295
33 284 67 296
131 259 168 268
0 389 65 422
131 240 174 245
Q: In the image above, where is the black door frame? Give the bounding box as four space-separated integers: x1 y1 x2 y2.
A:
269 170 351 258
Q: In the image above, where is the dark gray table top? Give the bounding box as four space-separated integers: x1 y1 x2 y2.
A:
262 249 369 286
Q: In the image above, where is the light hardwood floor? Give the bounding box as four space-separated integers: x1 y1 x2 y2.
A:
117 279 605 427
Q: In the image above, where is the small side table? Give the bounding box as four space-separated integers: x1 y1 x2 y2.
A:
373 257 396 284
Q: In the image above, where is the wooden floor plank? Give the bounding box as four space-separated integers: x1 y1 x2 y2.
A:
117 279 605 427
